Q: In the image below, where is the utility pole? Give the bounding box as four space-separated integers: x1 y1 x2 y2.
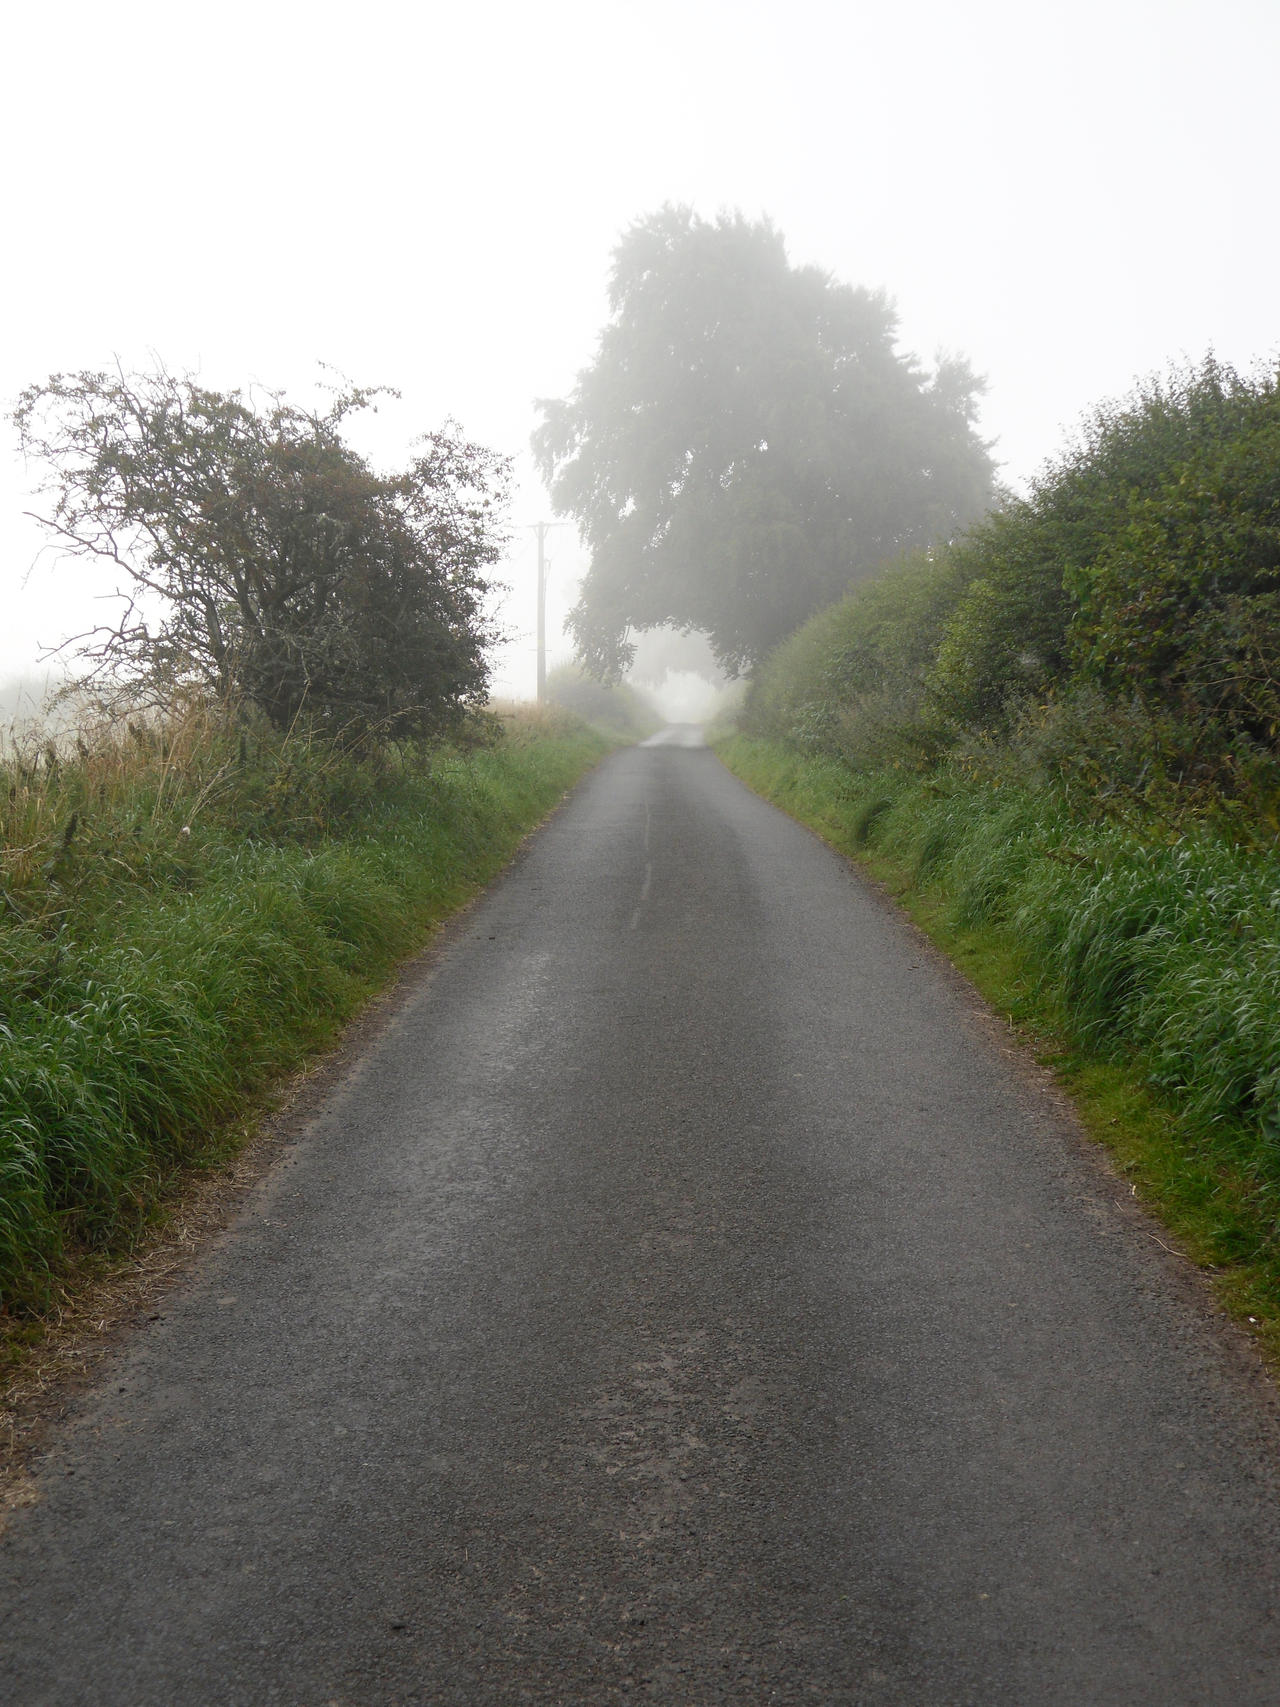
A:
530 521 563 703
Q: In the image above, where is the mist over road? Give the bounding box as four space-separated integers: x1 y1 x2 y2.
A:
640 723 706 748
4 741 1280 1704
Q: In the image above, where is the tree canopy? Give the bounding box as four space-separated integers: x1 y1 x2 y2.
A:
14 369 509 738
532 207 996 676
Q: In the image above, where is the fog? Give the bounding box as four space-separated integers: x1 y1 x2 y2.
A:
3 0 1277 704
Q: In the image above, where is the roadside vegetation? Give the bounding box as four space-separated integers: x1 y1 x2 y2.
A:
544 661 661 740
0 701 608 1316
722 356 1280 1344
1 365 613 1322
13 369 507 740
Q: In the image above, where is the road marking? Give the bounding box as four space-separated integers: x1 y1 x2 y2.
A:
629 863 653 930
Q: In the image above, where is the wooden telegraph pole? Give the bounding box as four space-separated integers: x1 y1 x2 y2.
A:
531 522 562 703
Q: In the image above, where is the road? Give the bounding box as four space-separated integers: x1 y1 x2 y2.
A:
3 737 1280 1704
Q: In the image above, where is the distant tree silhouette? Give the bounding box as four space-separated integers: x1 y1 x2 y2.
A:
533 206 995 676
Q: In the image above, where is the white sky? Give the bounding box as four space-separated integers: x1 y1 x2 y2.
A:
3 0 1277 700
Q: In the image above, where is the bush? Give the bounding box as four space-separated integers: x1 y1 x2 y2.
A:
14 370 509 740
544 664 659 738
929 356 1280 768
1070 381 1280 744
927 505 1076 726
743 549 966 764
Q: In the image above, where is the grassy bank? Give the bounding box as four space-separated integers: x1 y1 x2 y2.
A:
1 704 610 1314
717 732 1280 1349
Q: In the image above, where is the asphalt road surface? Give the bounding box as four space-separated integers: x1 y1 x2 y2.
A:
4 737 1280 1705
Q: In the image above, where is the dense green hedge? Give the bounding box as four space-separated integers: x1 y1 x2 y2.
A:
744 357 1280 825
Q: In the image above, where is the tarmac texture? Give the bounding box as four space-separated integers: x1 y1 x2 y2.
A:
3 739 1280 1704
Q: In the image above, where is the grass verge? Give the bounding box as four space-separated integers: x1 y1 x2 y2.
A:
1 703 611 1320
716 731 1280 1366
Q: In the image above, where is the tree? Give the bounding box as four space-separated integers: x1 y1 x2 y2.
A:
13 369 510 738
532 207 995 677
929 356 1280 746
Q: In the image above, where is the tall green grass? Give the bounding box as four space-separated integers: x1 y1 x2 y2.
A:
0 703 609 1312
718 734 1280 1220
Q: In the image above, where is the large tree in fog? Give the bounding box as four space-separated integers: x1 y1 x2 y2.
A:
533 207 996 676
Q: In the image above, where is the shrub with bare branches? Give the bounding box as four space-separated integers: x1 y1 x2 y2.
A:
14 368 510 741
